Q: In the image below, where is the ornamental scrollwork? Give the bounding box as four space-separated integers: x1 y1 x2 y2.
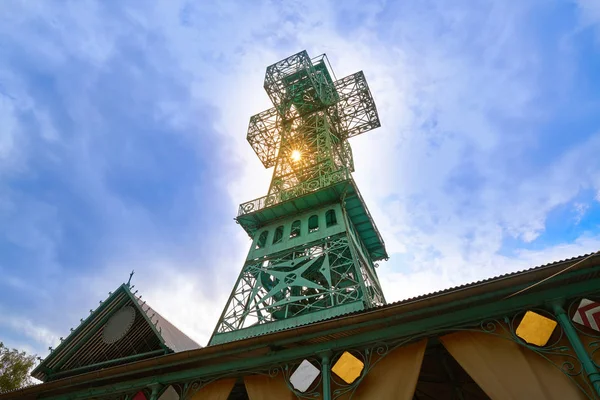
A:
74 298 600 400
330 337 414 399
237 168 350 217
325 309 594 399
454 310 594 399
268 357 324 399
568 296 600 370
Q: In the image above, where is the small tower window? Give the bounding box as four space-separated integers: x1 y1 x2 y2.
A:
273 226 284 244
256 231 268 249
308 215 319 233
325 209 337 227
290 220 301 238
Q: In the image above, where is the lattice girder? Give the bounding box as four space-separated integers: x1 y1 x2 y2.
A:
327 71 380 141
213 232 384 338
267 112 347 198
264 50 337 119
247 70 377 173
247 107 281 168
210 201 386 345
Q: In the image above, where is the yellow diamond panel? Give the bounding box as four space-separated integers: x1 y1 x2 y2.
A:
516 311 557 346
332 351 364 384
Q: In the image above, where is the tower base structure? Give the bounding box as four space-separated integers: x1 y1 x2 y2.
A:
210 179 387 345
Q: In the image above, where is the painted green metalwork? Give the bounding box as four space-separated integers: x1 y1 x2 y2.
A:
268 305 600 399
551 300 600 397
33 287 132 379
48 349 166 380
567 296 600 371
45 269 600 400
236 180 388 261
31 283 172 383
458 311 595 398
148 384 161 400
210 51 386 345
40 266 596 399
321 352 332 400
37 266 590 398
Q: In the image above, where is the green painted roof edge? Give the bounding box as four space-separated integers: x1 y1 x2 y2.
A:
31 284 130 380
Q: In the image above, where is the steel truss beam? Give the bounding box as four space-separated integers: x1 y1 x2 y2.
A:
213 230 384 339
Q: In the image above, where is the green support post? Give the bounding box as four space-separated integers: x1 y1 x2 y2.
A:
148 383 162 400
550 300 600 397
321 352 332 400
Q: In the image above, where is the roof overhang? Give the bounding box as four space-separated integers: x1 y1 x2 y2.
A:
6 253 599 400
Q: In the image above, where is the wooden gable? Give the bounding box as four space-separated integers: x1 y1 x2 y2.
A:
31 283 199 382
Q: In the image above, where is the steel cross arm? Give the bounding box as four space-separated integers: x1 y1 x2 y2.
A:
45 272 600 400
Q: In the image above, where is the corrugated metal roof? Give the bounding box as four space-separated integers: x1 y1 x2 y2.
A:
134 295 201 352
388 251 599 304
4 251 599 399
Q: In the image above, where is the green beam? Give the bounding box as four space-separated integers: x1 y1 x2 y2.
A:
148 384 162 400
321 352 332 400
211 301 364 345
271 265 600 348
49 349 166 380
46 274 600 400
550 300 600 397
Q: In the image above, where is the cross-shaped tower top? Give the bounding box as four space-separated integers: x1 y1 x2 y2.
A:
245 50 381 205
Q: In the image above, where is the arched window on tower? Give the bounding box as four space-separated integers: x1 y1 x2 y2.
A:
255 231 268 249
273 226 284 244
308 215 319 233
325 209 337 227
290 220 301 238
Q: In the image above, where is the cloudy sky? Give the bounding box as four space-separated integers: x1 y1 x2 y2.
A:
1 0 600 357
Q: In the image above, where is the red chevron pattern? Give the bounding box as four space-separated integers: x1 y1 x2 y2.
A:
572 299 600 332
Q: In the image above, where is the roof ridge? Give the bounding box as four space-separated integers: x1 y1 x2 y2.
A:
130 289 202 351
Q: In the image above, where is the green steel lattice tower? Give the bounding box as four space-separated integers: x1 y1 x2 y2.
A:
209 51 388 345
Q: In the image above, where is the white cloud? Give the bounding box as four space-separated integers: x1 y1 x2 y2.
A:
0 314 59 353
574 203 590 224
0 89 25 174
131 264 235 345
575 0 600 29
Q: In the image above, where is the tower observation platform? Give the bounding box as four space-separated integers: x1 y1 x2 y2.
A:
210 50 388 345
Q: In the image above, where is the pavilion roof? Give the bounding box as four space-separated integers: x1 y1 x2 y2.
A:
30 283 200 382
4 251 599 399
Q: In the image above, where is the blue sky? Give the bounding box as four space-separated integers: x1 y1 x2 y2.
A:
1 0 600 356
